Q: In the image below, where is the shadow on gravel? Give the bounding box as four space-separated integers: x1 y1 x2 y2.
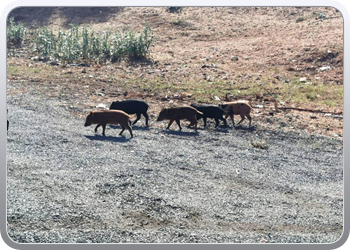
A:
162 130 200 137
109 125 150 131
130 126 151 131
233 125 257 132
85 135 131 143
204 127 231 133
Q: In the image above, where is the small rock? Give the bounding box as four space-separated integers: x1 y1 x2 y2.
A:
310 115 318 119
299 77 307 83
319 66 331 72
332 115 343 119
214 96 220 101
256 105 264 109
31 56 39 61
318 13 326 20
81 69 86 73
231 56 238 61
97 93 105 97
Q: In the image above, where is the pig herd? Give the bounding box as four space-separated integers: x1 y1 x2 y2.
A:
84 99 253 138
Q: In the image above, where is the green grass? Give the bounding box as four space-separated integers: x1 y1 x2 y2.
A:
138 75 342 108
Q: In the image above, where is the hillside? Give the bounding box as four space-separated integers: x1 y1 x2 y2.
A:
7 7 343 138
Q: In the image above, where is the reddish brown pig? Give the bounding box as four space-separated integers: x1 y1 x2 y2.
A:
156 106 203 131
84 110 133 137
219 101 253 127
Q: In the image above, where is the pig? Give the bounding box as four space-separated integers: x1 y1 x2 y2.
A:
109 99 149 126
219 101 253 127
156 106 203 132
190 104 227 128
84 110 133 138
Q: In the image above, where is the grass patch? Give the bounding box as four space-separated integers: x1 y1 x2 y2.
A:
286 80 343 107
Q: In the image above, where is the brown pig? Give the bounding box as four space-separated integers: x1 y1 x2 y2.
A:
156 106 203 131
84 110 133 137
219 101 253 127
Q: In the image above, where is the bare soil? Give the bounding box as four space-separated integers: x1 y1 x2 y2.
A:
7 7 343 138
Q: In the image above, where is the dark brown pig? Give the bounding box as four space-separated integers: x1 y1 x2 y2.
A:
156 106 203 131
84 110 133 137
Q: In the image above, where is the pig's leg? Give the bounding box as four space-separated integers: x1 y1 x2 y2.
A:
95 124 101 133
230 114 235 126
236 114 245 126
203 117 207 128
175 119 182 131
187 117 197 131
126 123 133 138
214 118 220 128
119 125 126 135
133 113 141 125
166 120 174 130
221 117 228 128
102 124 107 136
143 112 149 126
246 114 252 127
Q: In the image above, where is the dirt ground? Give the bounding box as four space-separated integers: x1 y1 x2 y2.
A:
7 7 343 138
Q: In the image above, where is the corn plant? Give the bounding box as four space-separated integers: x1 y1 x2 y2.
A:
33 27 57 57
7 17 26 46
31 24 154 64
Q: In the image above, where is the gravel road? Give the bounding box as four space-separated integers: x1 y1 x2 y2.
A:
6 88 343 243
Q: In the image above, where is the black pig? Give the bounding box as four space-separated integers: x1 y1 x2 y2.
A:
190 104 227 128
109 99 149 126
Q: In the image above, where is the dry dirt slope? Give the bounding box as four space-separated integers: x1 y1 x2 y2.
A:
6 7 344 244
7 7 344 137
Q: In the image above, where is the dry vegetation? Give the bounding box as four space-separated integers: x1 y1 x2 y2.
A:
7 7 343 137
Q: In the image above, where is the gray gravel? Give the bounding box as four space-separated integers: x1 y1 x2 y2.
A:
7 89 343 243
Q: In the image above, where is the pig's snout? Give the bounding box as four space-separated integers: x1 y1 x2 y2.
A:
84 121 91 127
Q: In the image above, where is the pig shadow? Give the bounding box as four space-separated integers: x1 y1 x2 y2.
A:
162 130 200 137
109 124 150 131
85 134 131 143
233 125 257 132
194 125 230 134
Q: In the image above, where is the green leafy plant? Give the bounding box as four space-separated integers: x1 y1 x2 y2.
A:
7 17 26 46
32 24 154 64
